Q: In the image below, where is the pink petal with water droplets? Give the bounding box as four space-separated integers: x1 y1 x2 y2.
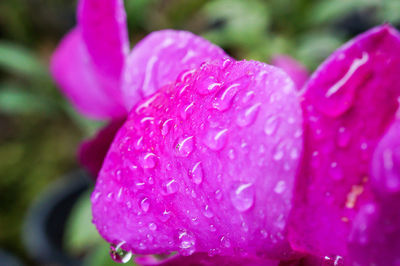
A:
92 60 303 259
289 24 400 257
79 118 125 178
78 0 129 79
348 118 400 265
121 30 229 109
50 28 126 119
271 55 309 90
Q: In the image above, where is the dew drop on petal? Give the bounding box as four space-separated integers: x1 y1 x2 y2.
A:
190 161 203 185
337 126 351 148
236 103 261 127
161 119 174 136
148 222 157 231
175 136 195 157
204 128 229 151
141 153 158 169
178 232 196 256
264 116 280 136
140 197 150 213
213 83 240 111
164 179 179 195
230 182 255 212
197 76 221 95
203 205 214 218
220 236 231 248
329 162 344 180
274 181 286 194
110 241 133 264
160 210 171 222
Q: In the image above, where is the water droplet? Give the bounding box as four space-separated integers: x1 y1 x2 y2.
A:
220 236 231 248
203 205 214 218
148 222 157 231
176 69 196 83
264 116 280 136
213 83 240 111
230 182 255 212
197 76 221 95
140 197 150 212
329 162 343 180
227 148 236 160
175 136 195 157
181 102 194 120
178 232 196 256
164 179 179 195
215 189 222 200
236 103 261 127
222 58 233 69
260 229 268 238
160 210 171 222
273 149 284 161
204 128 229 151
337 127 351 148
161 119 174 136
110 241 133 264
189 162 203 185
290 148 299 160
274 181 286 194
141 153 158 169
209 224 216 232
135 136 144 150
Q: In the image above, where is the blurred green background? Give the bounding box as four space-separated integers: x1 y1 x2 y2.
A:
0 0 399 264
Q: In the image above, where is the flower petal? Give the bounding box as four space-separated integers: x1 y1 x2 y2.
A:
289 25 400 257
78 0 129 79
50 28 126 119
92 59 303 259
348 117 400 265
271 55 309 90
78 118 125 178
122 30 229 109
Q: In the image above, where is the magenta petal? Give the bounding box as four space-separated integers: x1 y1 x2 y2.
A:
92 59 303 259
78 118 125 178
50 28 126 119
156 253 278 266
348 117 400 265
289 24 400 257
78 0 129 79
122 30 229 109
271 55 309 90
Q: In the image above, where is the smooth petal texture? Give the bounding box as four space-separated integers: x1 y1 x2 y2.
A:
289 25 400 257
78 0 129 79
51 28 126 119
92 59 303 259
271 55 309 90
122 30 229 109
79 119 125 178
348 118 400 266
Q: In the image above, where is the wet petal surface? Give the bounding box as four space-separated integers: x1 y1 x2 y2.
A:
92 59 303 259
289 25 400 257
122 30 229 109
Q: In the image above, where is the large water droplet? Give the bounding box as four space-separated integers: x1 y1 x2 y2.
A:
164 179 179 195
178 232 196 256
204 128 229 151
189 162 203 185
264 116 280 136
175 136 195 157
213 83 240 111
110 241 133 264
140 197 150 212
230 182 255 212
197 76 221 95
236 103 261 127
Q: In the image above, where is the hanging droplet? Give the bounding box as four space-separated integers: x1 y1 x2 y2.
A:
236 103 261 127
110 241 133 264
178 231 196 256
230 182 255 212
190 162 203 185
175 136 195 157
204 128 229 151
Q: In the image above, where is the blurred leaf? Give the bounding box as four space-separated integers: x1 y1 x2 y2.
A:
381 0 400 23
203 0 270 49
63 104 106 137
0 41 48 78
64 188 103 254
309 0 380 25
0 83 56 115
84 241 137 266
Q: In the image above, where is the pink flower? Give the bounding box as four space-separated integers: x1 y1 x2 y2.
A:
51 0 400 264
